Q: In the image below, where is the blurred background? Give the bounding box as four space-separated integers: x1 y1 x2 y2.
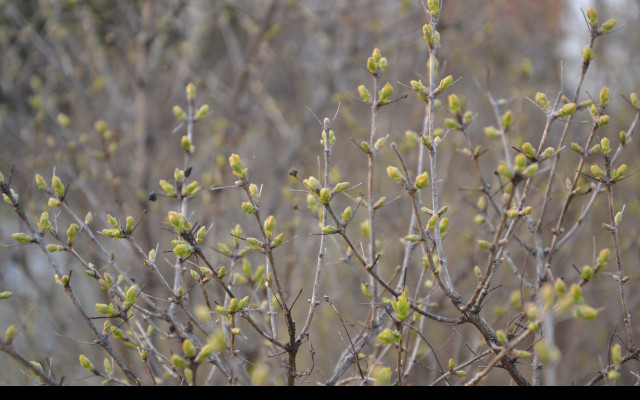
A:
1 0 639 385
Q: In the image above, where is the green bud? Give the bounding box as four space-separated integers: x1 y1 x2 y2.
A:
581 46 595 62
619 130 628 145
522 163 539 178
448 358 455 371
264 215 275 236
341 207 352 225
171 354 186 370
631 93 639 109
79 354 94 372
46 244 64 252
319 187 331 204
558 103 577 117
95 303 113 317
535 92 548 109
378 57 387 71
410 80 425 92
159 179 175 196
229 153 247 179
497 164 513 180
574 304 598 320
173 105 186 121
321 225 337 235
241 201 257 215
11 232 33 244
404 235 419 242
379 82 393 102
246 237 262 250
35 174 46 189
591 164 605 180
272 232 284 247
590 144 601 154
195 104 210 121
611 343 622 365
613 164 627 181
600 87 610 107
186 83 196 100
414 171 429 189
608 369 620 382
444 118 460 130
484 125 499 138
182 339 197 358
438 75 453 92
173 243 192 257
496 330 507 344
378 328 402 345
334 182 350 193
597 115 610 127
448 94 461 116
586 8 597 26
0 291 12 300
477 240 491 250
570 142 584 154
601 19 616 32
502 110 513 131
358 85 371 102
4 324 16 343
367 57 377 74
52 175 65 198
125 285 137 304
521 142 536 159
514 153 527 173
439 217 449 235
304 176 321 191
373 196 386 209
581 266 595 281
427 0 439 15
195 344 214 364
387 166 404 184
196 226 206 244
463 110 473 125
519 206 533 216
37 212 51 233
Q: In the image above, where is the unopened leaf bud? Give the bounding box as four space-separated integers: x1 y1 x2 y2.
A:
52 175 65 198
601 19 616 32
195 104 210 121
581 46 595 62
438 75 453 92
535 92 548 109
12 232 33 244
35 174 46 189
444 118 460 130
183 339 196 358
586 8 597 26
414 171 429 189
186 83 196 100
241 201 257 215
387 166 404 184
173 105 186 121
597 115 610 127
484 126 499 138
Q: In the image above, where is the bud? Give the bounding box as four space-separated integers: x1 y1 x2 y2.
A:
241 201 256 215
558 103 577 117
52 175 65 198
611 343 622 365
497 164 513 180
387 166 404 185
477 240 491 250
581 266 595 281
522 163 539 178
410 80 425 92
319 187 331 204
427 0 439 14
463 110 473 125
12 232 33 244
195 104 210 121
367 57 377 74
173 105 186 121
580 46 595 62
404 235 419 242
183 181 200 197
601 19 616 32
570 142 584 154
181 136 192 152
358 85 371 102
4 324 16 343
379 82 393 102
438 75 453 92
159 179 175 196
79 354 94 372
341 207 352 225
574 304 598 320
321 225 337 235
600 87 610 107
613 164 627 181
35 174 46 189
272 233 284 247
484 125 499 138
448 94 461 116
173 243 192 257
597 115 610 127
631 93 639 109
229 153 247 179
196 226 207 244
590 164 605 180
182 339 197 358
608 369 620 383
264 215 275 236
519 206 533 216
304 176 321 192
186 83 196 100
246 237 262 250
414 171 429 189
378 57 387 71
535 92 548 109
334 182 350 193
502 110 513 131
171 354 186 370
586 8 597 26
444 118 460 130
496 330 507 344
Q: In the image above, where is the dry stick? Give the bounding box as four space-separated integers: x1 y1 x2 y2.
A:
603 158 633 348
0 340 62 386
368 69 380 330
297 118 333 341
0 186 139 385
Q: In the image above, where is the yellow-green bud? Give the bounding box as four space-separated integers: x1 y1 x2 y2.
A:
35 174 46 189
444 118 460 130
12 232 33 244
318 187 331 204
0 291 12 300
173 243 192 257
181 136 192 152
535 92 548 109
601 19 616 32
502 110 513 131
414 171 429 189
608 369 620 382
186 83 196 100
448 358 455 371
79 354 94 372
171 354 186 370
519 206 533 216
611 343 622 365
497 164 513 180
463 110 473 125
321 225 337 235
46 244 64 252
613 164 627 181
4 324 16 343
410 80 425 92
448 94 461 116
555 277 567 296
183 339 196 358
195 344 214 364
438 75 453 92
229 153 247 179
52 175 65 198
367 57 376 74
387 166 403 184
272 232 284 247
522 163 539 178
159 179 175 196
195 104 210 121
341 207 352 225
358 85 371 102
586 8 597 26
581 266 595 281
581 46 595 62
246 237 262 250
574 304 598 320
591 164 605 180
264 215 275 236
173 105 186 121
597 115 610 127
241 201 256 215
484 125 499 138
631 93 639 109
496 330 507 344
600 87 610 107
477 240 491 250
379 82 393 102
558 103 577 117
334 182 350 193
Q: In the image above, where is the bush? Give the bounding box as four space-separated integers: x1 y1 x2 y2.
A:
1 1 639 386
